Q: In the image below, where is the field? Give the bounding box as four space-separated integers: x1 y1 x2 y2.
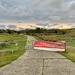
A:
31 29 75 62
0 33 27 67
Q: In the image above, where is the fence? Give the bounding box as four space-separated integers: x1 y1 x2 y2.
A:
0 40 75 53
0 40 35 53
0 41 27 53
25 40 35 50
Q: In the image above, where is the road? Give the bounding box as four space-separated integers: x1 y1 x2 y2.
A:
0 36 75 75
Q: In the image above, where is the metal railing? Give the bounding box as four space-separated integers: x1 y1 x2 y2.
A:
0 40 75 53
0 41 26 53
0 40 35 53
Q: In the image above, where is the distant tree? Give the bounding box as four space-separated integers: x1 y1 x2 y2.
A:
54 30 58 33
0 30 3 33
35 27 43 33
16 31 20 34
6 29 12 34
26 31 29 34
61 30 66 34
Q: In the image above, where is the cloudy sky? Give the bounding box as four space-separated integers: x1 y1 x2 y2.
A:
0 0 75 30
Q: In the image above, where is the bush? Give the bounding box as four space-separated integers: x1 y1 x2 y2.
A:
0 43 10 49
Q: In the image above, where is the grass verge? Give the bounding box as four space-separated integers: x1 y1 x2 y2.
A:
0 50 25 67
0 33 27 67
59 48 75 62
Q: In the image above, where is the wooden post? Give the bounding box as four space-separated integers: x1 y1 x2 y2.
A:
61 41 66 52
12 50 13 53
65 42 66 52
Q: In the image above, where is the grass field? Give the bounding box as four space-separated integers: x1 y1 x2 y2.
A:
0 50 25 67
32 32 75 47
31 29 75 62
59 48 75 62
0 33 27 67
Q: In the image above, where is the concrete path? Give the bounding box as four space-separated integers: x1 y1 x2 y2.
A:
0 36 75 75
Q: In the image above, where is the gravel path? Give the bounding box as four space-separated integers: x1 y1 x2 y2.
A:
0 36 75 75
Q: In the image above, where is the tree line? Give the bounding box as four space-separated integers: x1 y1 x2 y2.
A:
0 28 75 35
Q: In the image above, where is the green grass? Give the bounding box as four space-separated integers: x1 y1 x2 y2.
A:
0 33 27 67
59 48 75 62
0 42 17 51
18 41 26 50
0 33 27 42
0 50 25 67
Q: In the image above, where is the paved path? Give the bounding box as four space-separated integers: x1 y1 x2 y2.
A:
0 36 75 75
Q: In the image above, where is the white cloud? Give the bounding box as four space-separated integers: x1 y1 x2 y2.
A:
69 16 75 18
8 25 17 29
70 2 75 12
11 6 33 16
0 0 75 28
0 1 7 12
33 0 63 11
49 16 62 20
48 0 62 9
36 21 50 26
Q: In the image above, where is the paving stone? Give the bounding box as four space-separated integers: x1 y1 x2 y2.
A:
44 59 75 75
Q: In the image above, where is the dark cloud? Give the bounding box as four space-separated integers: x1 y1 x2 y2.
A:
8 25 17 29
68 24 72 25
29 25 37 28
19 27 25 30
70 2 75 12
0 25 5 28
48 0 62 9
36 21 50 26
11 6 33 16
53 24 59 25
1 0 23 7
0 25 5 29
0 1 7 13
48 24 59 27
59 26 63 28
17 21 23 23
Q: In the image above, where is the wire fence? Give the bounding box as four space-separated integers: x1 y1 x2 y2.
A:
0 41 26 53
0 40 75 53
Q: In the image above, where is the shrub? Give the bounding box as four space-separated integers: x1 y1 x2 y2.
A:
0 43 10 49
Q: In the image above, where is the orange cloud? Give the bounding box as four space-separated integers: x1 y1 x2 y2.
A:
59 24 72 29
0 23 73 29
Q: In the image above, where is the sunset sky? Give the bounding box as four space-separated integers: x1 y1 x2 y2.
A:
0 0 75 30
